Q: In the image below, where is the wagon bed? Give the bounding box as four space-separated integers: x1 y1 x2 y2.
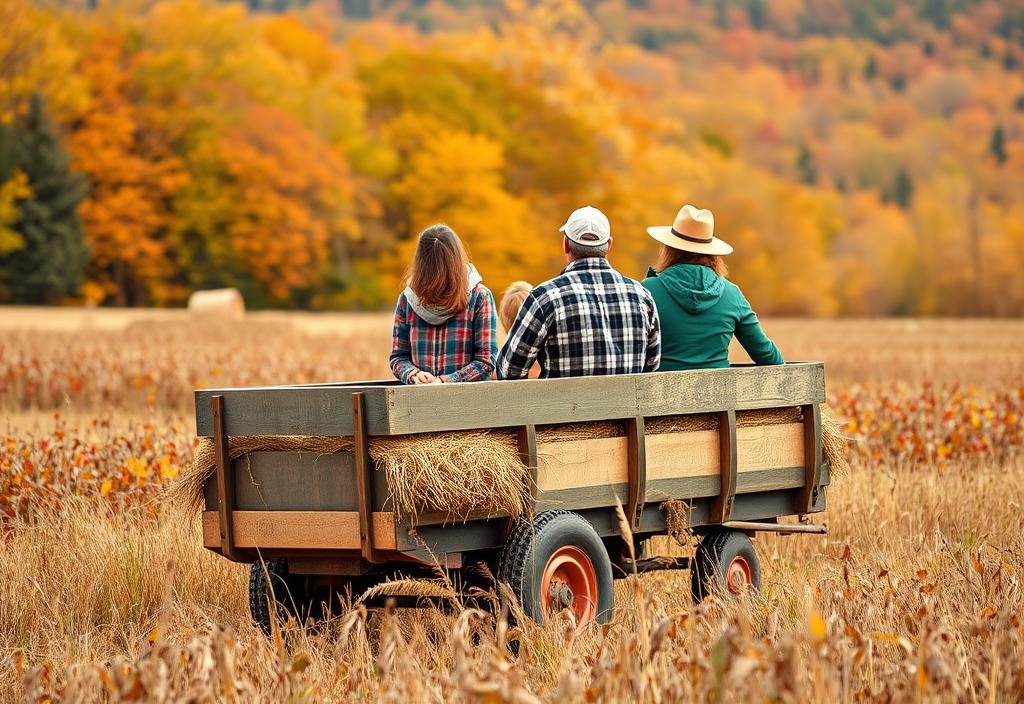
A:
193 362 830 627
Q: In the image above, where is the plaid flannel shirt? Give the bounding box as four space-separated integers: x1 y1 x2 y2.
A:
496 257 661 379
389 285 498 384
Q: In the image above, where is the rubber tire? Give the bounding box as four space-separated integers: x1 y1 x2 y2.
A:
249 558 318 636
498 510 614 626
690 530 762 602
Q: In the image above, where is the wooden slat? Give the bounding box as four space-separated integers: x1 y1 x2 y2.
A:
709 410 737 523
352 392 384 564
211 395 243 562
536 484 630 512
646 423 805 480
228 451 357 511
645 475 720 502
386 376 642 435
196 364 825 437
194 386 391 437
736 423 805 471
735 467 804 493
646 430 719 479
536 437 629 491
202 511 397 550
518 425 538 500
625 417 646 529
797 404 823 513
637 364 826 417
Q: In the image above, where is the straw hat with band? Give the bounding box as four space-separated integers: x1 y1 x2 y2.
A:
647 204 733 256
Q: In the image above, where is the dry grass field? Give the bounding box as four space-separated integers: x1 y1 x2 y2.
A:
1 309 1022 702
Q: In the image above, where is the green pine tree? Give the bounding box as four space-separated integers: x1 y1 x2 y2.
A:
893 168 914 209
796 142 817 185
0 94 89 303
990 125 1007 165
863 54 877 80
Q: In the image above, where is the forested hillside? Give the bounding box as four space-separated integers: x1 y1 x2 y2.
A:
1 0 1023 314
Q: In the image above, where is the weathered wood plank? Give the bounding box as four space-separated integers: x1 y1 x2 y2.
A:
352 392 384 564
226 451 357 511
797 403 823 513
536 437 629 491
709 410 738 523
194 386 391 437
735 467 805 493
645 423 803 479
385 375 643 435
518 425 538 500
201 511 397 550
536 484 630 512
626 416 646 529
637 364 825 417
736 423 805 470
646 429 719 479
211 395 242 561
195 364 825 437
394 519 502 556
645 475 721 501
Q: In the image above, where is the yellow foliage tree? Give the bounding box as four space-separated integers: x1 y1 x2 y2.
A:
0 170 30 255
389 126 548 294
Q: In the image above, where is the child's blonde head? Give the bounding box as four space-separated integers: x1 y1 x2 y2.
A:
499 281 533 333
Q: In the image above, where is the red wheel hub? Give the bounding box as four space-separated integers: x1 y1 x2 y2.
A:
541 546 598 626
725 556 753 594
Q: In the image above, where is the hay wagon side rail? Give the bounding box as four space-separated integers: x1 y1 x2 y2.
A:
194 363 829 577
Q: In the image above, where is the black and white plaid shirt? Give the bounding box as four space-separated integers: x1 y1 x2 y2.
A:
496 257 661 379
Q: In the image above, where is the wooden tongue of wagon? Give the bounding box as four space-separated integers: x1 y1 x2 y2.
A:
193 363 831 633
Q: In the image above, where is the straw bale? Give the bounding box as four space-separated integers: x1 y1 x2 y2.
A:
173 430 529 523
536 421 624 443
187 288 245 319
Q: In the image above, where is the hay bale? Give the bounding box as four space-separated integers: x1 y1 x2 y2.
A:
187 288 245 319
172 430 530 523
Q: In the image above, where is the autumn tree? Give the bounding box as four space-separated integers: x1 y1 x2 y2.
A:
174 106 357 307
0 94 88 303
69 34 187 306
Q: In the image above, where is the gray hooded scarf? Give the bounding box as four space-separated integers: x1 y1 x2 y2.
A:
403 265 483 325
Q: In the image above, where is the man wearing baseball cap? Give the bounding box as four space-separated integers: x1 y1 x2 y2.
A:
496 206 661 379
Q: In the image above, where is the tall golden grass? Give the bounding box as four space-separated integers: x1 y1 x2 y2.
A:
1 313 1022 701
3 463 1020 701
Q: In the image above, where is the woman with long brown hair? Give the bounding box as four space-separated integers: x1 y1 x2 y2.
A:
642 205 782 370
389 224 497 384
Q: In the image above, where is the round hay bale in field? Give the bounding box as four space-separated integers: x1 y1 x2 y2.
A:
187 288 245 319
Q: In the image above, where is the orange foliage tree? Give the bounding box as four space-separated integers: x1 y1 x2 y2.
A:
0 0 1021 314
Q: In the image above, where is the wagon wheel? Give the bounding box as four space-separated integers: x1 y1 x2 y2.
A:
498 511 614 628
690 529 762 602
249 558 325 636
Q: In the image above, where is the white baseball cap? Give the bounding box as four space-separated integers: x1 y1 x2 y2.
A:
559 205 611 246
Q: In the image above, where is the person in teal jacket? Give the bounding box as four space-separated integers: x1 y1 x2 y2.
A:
641 204 783 371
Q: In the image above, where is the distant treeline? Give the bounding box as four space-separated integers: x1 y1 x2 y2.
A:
1 0 1022 314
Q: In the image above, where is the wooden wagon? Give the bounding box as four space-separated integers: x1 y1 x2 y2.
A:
194 362 830 631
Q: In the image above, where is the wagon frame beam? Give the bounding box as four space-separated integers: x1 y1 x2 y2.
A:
211 394 246 563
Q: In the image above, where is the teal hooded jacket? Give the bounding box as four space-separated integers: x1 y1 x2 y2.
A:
641 263 783 371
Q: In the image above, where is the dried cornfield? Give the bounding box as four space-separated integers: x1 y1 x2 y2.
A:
1 310 1022 702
